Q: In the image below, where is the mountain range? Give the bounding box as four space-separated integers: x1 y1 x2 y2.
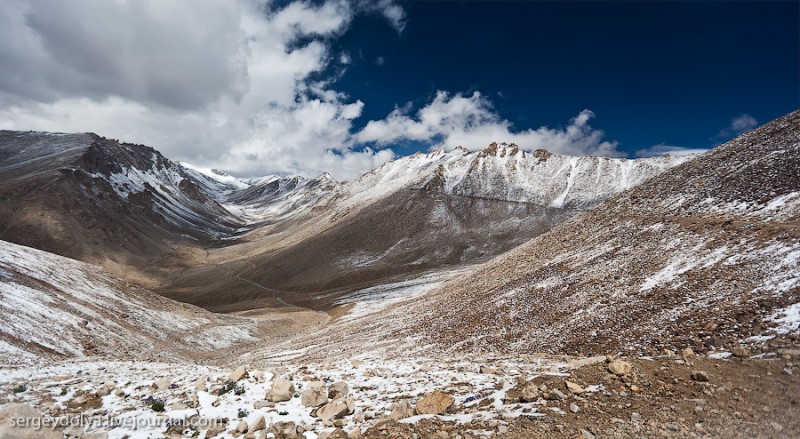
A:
0 131 691 312
2 111 799 438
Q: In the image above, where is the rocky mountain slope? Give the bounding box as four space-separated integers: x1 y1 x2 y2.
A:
355 109 800 357
0 131 244 284
0 240 258 363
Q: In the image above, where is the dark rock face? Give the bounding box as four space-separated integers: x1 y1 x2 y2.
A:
0 131 243 273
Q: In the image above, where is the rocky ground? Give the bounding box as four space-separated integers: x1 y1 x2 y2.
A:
1 346 798 439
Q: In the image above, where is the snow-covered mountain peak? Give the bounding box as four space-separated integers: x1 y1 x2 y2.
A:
337 142 695 210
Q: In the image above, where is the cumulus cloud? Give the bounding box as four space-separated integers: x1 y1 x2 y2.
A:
0 0 623 181
0 0 402 180
714 114 758 141
356 91 621 157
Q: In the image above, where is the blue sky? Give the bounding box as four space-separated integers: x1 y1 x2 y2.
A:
329 1 799 157
0 0 797 179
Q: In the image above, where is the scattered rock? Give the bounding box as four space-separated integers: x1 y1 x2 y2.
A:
271 421 301 439
95 384 114 397
250 415 266 432
317 399 349 424
480 366 498 374
416 390 455 415
301 381 328 407
565 381 585 394
732 347 750 358
607 359 632 376
229 366 248 382
569 403 580 413
328 382 349 400
268 378 295 402
254 400 273 409
519 381 540 402
319 429 348 439
389 400 414 420
154 378 171 390
205 419 228 438
567 356 606 369
195 376 208 392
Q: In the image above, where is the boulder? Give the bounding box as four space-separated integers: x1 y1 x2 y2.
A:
195 376 208 392
567 355 606 370
328 382 349 400
204 419 227 438
319 429 348 439
607 359 632 376
271 421 301 439
95 384 114 397
236 420 249 433
249 415 266 432
520 381 540 402
253 401 273 409
267 378 295 402
479 366 498 374
301 381 328 407
317 399 349 425
565 381 585 394
389 400 414 420
690 371 709 382
732 346 750 358
154 378 171 390
229 366 248 382
415 391 455 415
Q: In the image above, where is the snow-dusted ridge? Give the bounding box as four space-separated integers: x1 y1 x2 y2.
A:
0 240 258 363
187 142 696 226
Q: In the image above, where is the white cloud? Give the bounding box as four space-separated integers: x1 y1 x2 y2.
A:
0 0 626 181
634 144 708 158
715 114 758 141
356 91 621 157
0 0 404 180
357 0 406 32
375 0 406 32
730 114 758 133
